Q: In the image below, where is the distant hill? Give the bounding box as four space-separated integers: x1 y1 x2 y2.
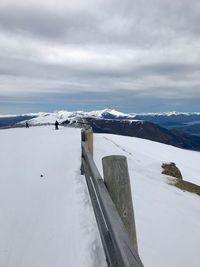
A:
62 117 200 151
133 112 200 133
0 115 36 128
1 109 200 151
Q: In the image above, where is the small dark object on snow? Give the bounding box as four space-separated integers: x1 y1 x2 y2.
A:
26 122 29 128
55 120 59 130
40 174 44 177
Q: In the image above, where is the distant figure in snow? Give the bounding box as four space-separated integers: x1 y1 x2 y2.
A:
26 122 29 128
55 120 59 130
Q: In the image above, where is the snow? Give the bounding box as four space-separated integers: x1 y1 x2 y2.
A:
2 109 200 128
0 114 19 118
0 126 106 267
95 135 200 186
7 109 135 125
78 108 129 118
1 109 200 127
94 134 200 267
130 111 200 116
1 126 200 267
26 111 75 124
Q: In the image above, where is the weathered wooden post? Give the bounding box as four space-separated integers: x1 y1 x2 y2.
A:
102 155 138 252
81 127 93 175
81 129 86 175
84 127 93 158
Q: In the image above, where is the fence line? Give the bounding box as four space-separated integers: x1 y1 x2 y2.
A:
81 127 144 267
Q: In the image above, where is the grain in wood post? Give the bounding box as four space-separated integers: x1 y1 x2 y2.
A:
102 155 138 252
84 127 93 158
80 129 86 175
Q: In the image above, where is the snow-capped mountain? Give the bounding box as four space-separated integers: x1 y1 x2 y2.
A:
21 109 134 125
1 108 200 127
0 109 133 128
14 109 198 151
1 109 200 151
20 109 200 127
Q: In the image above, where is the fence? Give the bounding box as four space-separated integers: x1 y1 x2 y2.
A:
81 127 144 267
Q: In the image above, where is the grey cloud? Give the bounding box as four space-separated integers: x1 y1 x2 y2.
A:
1 53 200 101
0 0 200 46
0 5 98 42
0 0 200 112
1 54 199 83
0 0 195 46
136 62 200 80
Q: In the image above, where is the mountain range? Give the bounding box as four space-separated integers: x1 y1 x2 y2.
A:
0 109 200 151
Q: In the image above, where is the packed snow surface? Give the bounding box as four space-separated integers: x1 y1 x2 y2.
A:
94 134 200 267
0 126 200 267
0 126 106 267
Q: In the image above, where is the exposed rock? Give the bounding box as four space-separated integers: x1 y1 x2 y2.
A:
174 179 200 196
162 162 183 179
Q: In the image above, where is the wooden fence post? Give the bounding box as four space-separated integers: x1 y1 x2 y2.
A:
81 129 86 175
102 155 138 252
81 127 93 175
84 127 93 158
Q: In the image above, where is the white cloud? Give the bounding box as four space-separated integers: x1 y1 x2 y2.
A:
0 0 200 106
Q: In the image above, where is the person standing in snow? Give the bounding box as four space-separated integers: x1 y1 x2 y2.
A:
55 120 59 130
26 122 29 128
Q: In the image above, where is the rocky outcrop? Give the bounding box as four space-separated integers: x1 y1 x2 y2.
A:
174 179 200 196
162 162 183 179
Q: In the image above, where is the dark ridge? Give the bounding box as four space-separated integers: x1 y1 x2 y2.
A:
0 115 36 128
62 117 200 151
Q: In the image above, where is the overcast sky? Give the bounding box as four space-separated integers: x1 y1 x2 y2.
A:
0 0 200 114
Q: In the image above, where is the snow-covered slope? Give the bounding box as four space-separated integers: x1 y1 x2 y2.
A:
0 126 200 267
21 109 200 125
17 109 134 125
94 134 200 267
1 109 200 130
0 126 106 267
134 111 200 116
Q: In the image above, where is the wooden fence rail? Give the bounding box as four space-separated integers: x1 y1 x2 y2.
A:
81 127 144 267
